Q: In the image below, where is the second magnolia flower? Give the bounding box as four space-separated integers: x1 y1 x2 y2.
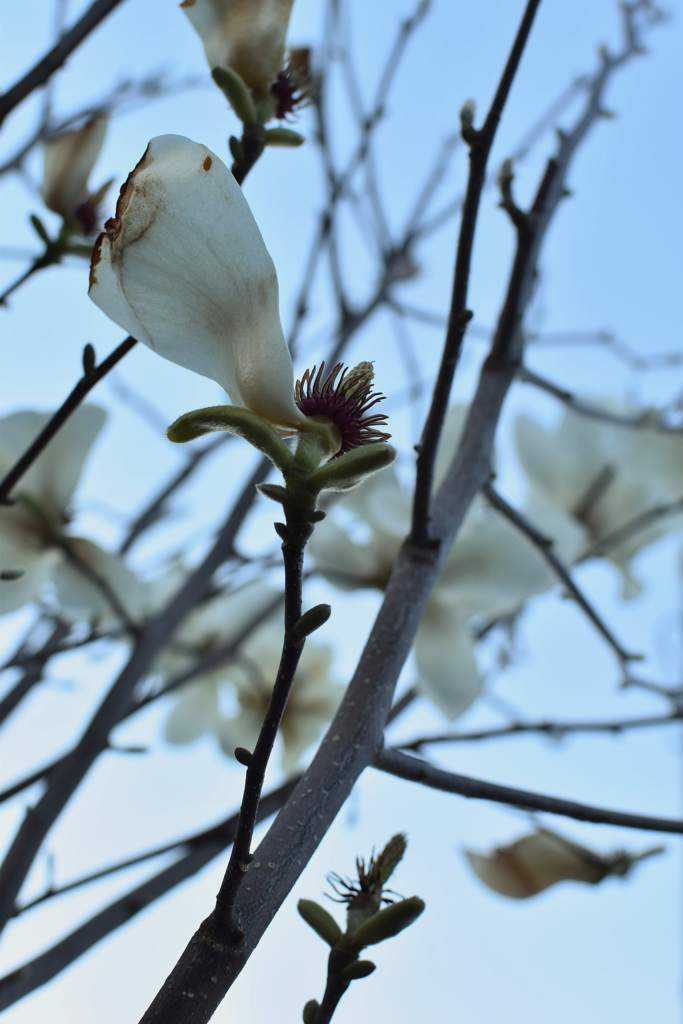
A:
89 134 307 432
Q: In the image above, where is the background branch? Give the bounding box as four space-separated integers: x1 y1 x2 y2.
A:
375 748 683 835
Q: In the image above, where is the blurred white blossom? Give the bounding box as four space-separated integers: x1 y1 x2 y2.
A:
310 408 584 719
516 403 683 596
162 583 343 771
181 0 296 94
464 828 657 899
89 134 307 433
0 406 143 621
41 117 111 235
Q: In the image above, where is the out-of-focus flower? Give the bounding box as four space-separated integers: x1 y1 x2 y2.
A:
181 0 296 94
464 828 662 899
0 406 143 622
310 408 584 719
41 117 111 235
162 583 343 771
89 135 307 434
516 404 683 596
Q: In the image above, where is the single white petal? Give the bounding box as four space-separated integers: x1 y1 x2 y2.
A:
465 830 609 899
414 601 481 720
181 0 295 92
42 117 108 220
165 680 221 744
89 135 306 431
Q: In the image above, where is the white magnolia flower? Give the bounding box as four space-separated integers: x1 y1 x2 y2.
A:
0 406 142 621
181 0 296 93
163 583 343 771
516 404 683 596
310 408 584 719
89 135 306 434
464 828 652 899
41 117 110 234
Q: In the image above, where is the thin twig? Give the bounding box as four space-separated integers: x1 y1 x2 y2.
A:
0 779 297 1011
519 365 683 432
0 336 136 506
482 481 640 666
411 0 543 543
0 0 129 128
374 748 683 835
397 710 683 751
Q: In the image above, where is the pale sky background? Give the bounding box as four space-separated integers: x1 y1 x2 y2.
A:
0 1 681 1022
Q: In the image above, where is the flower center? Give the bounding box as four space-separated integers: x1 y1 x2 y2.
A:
294 361 391 456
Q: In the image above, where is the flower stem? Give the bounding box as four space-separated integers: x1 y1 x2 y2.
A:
210 498 315 942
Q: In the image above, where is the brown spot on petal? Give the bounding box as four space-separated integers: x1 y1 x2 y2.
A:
88 234 104 289
203 156 212 172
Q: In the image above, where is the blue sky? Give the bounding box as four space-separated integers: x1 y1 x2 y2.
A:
0 2 681 1021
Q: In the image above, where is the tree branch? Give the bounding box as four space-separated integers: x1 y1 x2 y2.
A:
0 0 129 128
0 779 297 1012
374 748 683 835
0 337 136 506
482 481 640 667
411 0 543 542
397 710 683 751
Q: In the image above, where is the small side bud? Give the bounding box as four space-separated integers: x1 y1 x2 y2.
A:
293 604 332 638
212 66 258 124
460 99 477 142
308 443 397 492
264 127 306 148
1 568 26 581
350 896 425 947
234 747 252 766
82 343 96 377
298 899 343 946
257 483 289 506
342 960 376 981
302 999 320 1024
30 214 51 245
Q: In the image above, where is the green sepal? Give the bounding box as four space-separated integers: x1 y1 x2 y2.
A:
264 127 306 148
294 421 342 470
234 747 252 766
342 960 376 981
167 406 294 472
302 999 320 1024
82 343 96 377
297 899 343 946
29 214 51 244
293 604 331 638
349 896 425 947
257 483 289 506
211 66 258 124
308 443 397 492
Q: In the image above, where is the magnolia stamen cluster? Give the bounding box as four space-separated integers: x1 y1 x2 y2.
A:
295 361 391 455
